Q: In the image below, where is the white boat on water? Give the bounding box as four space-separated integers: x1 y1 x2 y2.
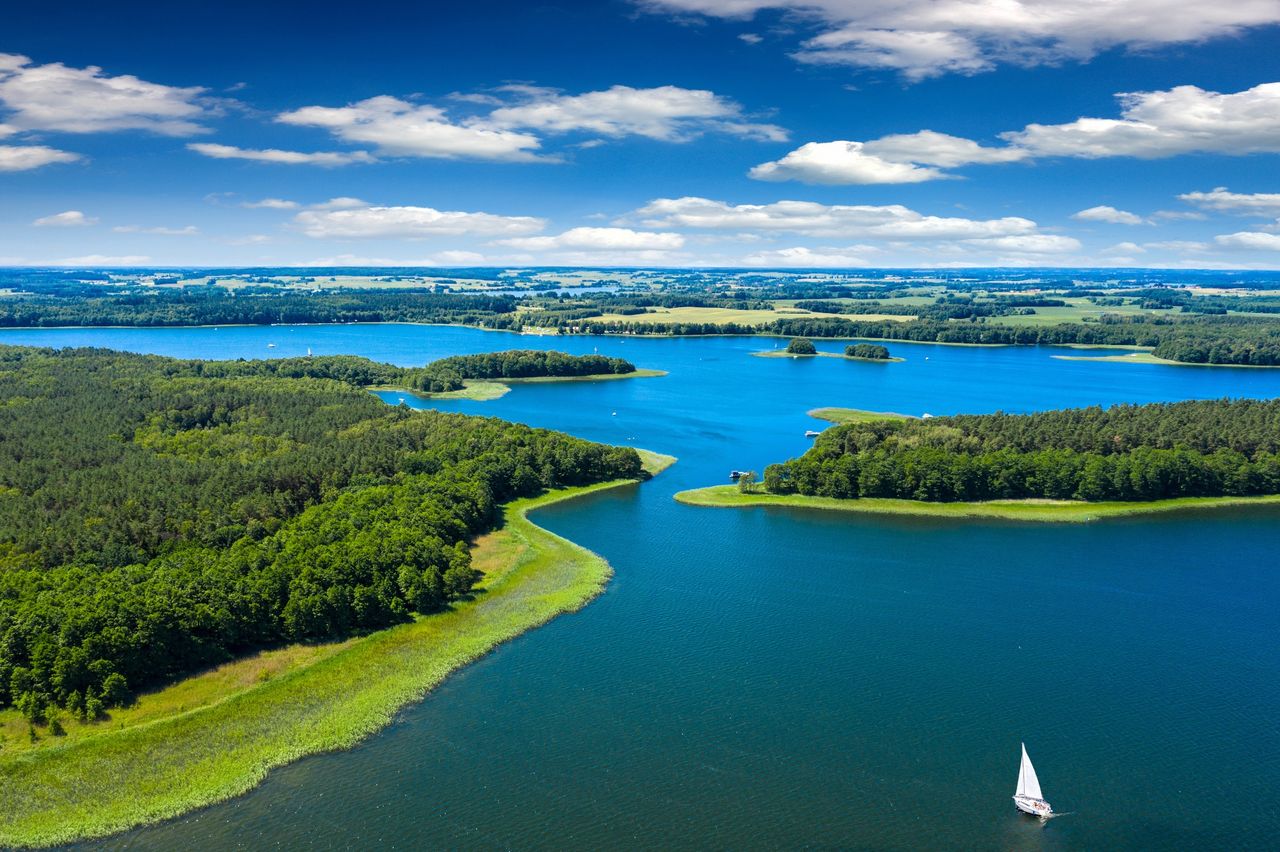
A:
1013 742 1053 817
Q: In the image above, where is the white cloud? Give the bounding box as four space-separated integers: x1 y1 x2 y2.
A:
1215 231 1280 251
188 142 374 166
0 53 206 135
1152 209 1207 221
487 84 787 142
739 33 764 44
113 224 199 235
33 210 96 227
497 227 685 251
0 144 81 171
742 245 872 266
755 82 1280 185
1004 83 1280 158
242 198 299 209
1071 205 1148 225
635 196 1037 239
1179 187 1280 215
641 1 1280 80
1145 240 1209 251
293 201 546 239
52 254 151 266
278 96 544 162
750 141 944 184
1102 241 1145 254
965 234 1082 253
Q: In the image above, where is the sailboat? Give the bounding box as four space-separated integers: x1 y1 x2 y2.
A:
1013 742 1053 817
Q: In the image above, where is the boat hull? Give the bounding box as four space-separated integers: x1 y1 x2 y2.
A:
1013 794 1053 817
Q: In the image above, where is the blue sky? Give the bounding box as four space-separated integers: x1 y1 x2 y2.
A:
3 0 1280 268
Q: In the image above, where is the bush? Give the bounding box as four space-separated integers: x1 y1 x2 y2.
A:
786 337 817 355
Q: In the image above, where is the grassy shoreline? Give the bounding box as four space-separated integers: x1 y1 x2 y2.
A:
673 485 1280 523
807 407 913 424
0 450 675 848
1052 351 1280 369
372 368 667 402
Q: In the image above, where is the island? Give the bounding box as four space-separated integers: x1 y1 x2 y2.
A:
754 339 903 362
0 345 675 847
384 350 666 400
676 400 1280 522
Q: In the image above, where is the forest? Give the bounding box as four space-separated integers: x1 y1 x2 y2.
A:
405 350 634 393
761 400 1280 503
0 346 642 724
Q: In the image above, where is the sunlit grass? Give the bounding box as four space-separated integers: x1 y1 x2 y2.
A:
674 485 1280 523
0 451 675 848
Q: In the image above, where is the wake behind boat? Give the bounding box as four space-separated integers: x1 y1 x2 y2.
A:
1013 742 1053 818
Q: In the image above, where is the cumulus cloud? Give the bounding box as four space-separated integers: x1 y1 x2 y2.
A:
0 144 81 171
1071 205 1148 225
1179 187 1280 215
52 254 151 266
113 224 199 235
749 141 944 184
242 198 299 209
497 227 685 251
487 84 787 142
0 53 207 135
1215 231 1280 251
640 1 1280 80
634 196 1037 239
753 82 1280 184
33 210 96 227
1004 83 1280 158
742 245 872 266
965 234 1082 253
293 201 546 239
188 142 374 166
278 96 544 162
276 85 782 163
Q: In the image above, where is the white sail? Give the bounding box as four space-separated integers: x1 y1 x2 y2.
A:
1016 743 1044 800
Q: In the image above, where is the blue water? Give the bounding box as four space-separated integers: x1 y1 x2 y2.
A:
8 325 1278 850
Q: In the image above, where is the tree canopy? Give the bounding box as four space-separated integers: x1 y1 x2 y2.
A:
761 400 1280 503
0 346 641 723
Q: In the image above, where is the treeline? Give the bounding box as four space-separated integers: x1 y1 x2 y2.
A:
405 350 634 393
0 346 641 723
0 290 517 328
762 399 1280 503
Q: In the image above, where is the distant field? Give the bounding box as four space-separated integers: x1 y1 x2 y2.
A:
587 306 912 326
987 297 1175 327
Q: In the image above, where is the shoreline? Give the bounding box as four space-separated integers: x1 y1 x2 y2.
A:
0 450 676 848
370 368 668 403
1052 351 1280 369
673 485 1280 523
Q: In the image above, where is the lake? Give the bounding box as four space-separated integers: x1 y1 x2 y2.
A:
6 324 1279 850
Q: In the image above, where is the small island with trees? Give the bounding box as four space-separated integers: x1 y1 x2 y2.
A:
677 399 1280 521
755 338 901 362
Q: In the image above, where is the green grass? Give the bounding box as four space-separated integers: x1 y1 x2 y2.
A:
674 485 1280 523
1051 351 1280 369
378 369 667 403
807 407 913 424
0 451 675 848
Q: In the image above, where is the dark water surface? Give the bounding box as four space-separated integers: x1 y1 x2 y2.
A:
7 325 1279 850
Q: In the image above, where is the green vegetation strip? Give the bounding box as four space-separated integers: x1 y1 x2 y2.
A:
1051 352 1278 368
0 451 674 848
807 407 913 424
386 368 667 401
674 485 1280 523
